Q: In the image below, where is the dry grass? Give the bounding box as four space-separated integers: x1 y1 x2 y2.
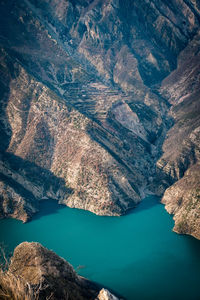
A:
0 271 53 299
0 247 52 300
0 269 35 300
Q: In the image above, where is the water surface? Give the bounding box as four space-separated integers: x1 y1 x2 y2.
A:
0 196 200 299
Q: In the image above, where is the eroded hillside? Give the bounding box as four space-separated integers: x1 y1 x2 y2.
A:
0 0 199 238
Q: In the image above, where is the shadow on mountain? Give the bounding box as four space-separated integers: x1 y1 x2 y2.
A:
31 199 67 221
0 151 73 219
86 118 162 214
133 195 160 213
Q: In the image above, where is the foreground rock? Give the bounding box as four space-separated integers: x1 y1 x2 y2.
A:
0 242 119 300
97 288 119 300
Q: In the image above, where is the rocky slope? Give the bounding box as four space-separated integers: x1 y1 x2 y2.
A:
0 242 119 300
0 51 141 220
0 0 199 238
162 164 200 239
156 29 200 239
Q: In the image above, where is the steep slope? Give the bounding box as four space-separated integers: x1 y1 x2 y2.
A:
0 242 119 300
0 50 141 221
162 164 200 239
156 29 200 239
0 0 199 238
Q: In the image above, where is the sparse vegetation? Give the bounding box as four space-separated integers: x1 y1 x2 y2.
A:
0 269 37 300
176 219 189 234
0 247 51 300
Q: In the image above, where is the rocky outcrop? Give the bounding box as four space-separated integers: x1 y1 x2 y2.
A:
97 288 119 300
0 0 199 238
0 242 119 300
0 173 38 222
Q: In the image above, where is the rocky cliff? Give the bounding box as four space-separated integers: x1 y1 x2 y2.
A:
157 28 200 239
0 0 199 238
0 242 119 300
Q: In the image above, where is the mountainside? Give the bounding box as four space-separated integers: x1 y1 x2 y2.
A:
157 29 200 239
0 0 199 238
0 242 119 300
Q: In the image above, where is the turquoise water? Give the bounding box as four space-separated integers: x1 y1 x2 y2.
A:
0 196 200 299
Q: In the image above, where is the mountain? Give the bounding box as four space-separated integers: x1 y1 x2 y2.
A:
0 0 199 238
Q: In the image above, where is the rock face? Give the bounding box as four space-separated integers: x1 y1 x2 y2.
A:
0 242 118 300
0 54 141 220
0 0 199 238
97 288 119 300
162 164 200 240
156 29 200 239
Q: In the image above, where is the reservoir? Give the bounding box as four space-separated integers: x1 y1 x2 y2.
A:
0 196 200 299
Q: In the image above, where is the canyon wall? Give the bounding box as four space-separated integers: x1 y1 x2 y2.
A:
0 0 199 238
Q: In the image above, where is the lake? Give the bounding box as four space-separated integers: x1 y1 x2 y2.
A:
0 196 200 299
